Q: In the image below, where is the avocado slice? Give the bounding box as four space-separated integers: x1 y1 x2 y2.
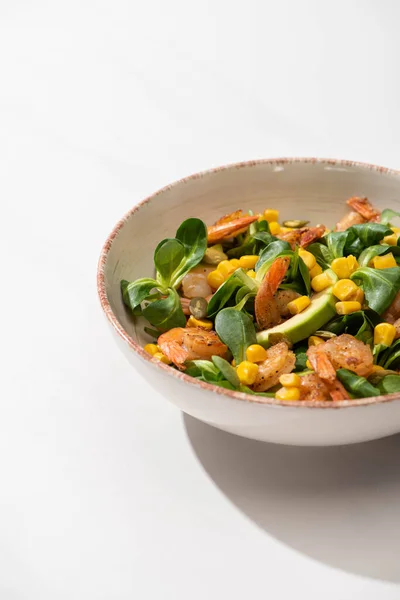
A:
256 271 338 347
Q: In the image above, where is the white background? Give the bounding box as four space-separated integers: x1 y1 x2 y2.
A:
1 1 400 598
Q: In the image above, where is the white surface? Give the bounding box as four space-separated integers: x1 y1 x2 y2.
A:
1 1 400 598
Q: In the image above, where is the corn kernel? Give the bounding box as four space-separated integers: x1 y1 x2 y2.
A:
229 258 241 269
287 295 311 315
207 270 225 289
346 255 359 275
332 279 359 301
246 344 268 363
308 335 325 346
279 373 301 387
236 361 259 385
217 260 236 277
187 316 213 330
264 209 279 223
239 255 259 269
280 227 293 233
373 253 397 269
306 359 313 370
144 343 159 356
331 257 351 279
309 264 323 279
247 269 256 278
392 227 400 234
348 287 364 304
336 301 362 315
153 352 171 364
275 387 301 401
299 249 317 270
311 272 334 292
374 322 396 346
231 359 236 367
269 221 281 235
383 233 399 246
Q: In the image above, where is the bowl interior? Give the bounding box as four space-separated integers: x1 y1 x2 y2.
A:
100 159 400 352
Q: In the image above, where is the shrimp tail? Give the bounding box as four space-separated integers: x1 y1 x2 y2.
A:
328 380 350 401
255 256 290 330
207 215 259 244
307 350 337 383
347 196 381 222
300 225 326 247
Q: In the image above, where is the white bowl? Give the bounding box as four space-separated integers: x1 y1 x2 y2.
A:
97 158 400 446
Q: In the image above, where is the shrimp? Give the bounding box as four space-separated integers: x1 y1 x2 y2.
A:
207 214 259 244
347 196 381 222
255 257 290 329
275 289 301 318
181 264 213 299
335 196 380 231
158 327 228 368
277 225 326 249
299 373 349 401
252 341 296 392
307 333 373 383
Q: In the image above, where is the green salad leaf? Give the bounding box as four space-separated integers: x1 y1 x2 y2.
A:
215 308 257 364
351 267 400 314
227 219 275 258
377 339 400 370
381 209 400 226
307 243 333 269
324 310 382 345
207 268 258 317
349 223 392 247
142 288 186 331
255 240 292 280
376 374 400 394
121 278 158 310
336 369 380 398
211 356 240 387
154 239 185 287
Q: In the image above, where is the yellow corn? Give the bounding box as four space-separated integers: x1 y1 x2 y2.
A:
336 301 362 315
373 253 397 269
247 269 256 278
144 343 159 356
217 260 236 278
246 344 268 363
311 272 334 292
374 322 396 346
279 373 301 387
346 255 359 275
280 227 293 233
153 352 171 364
275 387 301 401
207 270 225 289
331 257 351 279
187 316 213 330
231 359 236 367
287 295 311 315
236 361 259 385
348 287 364 304
309 264 323 279
383 233 399 246
392 227 400 233
269 221 281 235
308 335 325 346
264 209 279 223
299 249 317 270
230 258 241 269
306 359 313 370
332 279 359 301
239 255 259 269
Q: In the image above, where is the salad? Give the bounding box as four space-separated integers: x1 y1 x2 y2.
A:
121 196 400 401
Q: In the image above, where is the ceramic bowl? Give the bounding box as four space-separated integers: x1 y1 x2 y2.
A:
98 158 400 446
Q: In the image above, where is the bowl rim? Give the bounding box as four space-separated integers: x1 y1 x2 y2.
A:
97 156 400 409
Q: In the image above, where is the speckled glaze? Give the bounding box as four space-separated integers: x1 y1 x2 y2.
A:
97 158 400 445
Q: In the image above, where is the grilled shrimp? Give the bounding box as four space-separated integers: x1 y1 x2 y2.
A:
252 342 296 392
299 373 349 401
207 211 258 244
383 290 400 324
277 225 326 249
307 334 373 383
181 264 214 299
336 196 380 231
255 257 290 329
158 327 228 368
